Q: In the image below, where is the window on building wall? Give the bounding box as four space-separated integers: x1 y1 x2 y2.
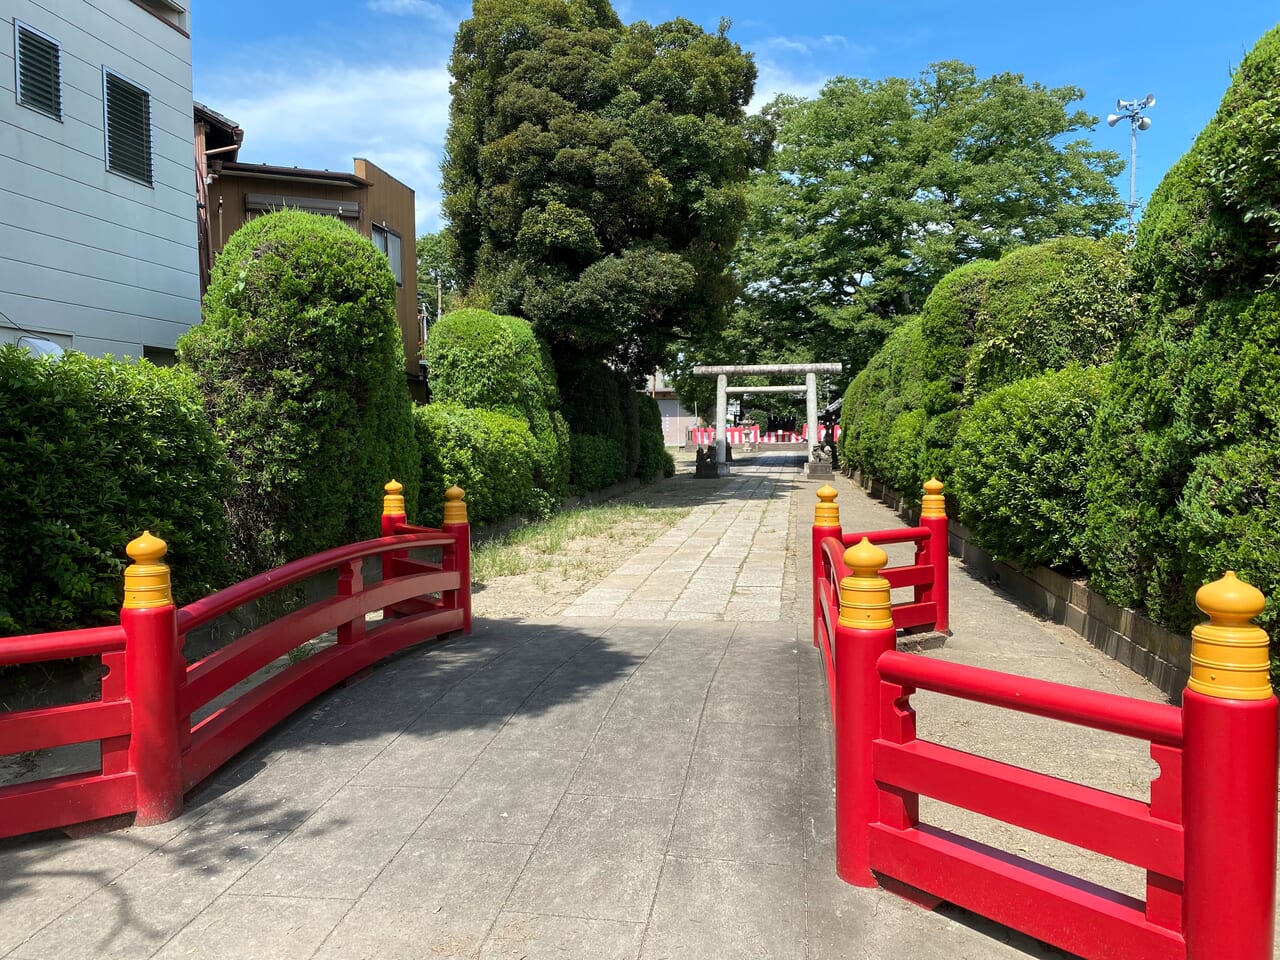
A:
103 69 153 185
372 223 403 286
15 22 62 120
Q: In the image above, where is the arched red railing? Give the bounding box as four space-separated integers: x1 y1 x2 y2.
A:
0 481 471 838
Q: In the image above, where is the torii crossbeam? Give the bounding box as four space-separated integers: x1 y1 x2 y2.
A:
692 363 842 476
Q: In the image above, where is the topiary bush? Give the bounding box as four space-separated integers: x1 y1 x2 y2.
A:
1085 27 1280 686
1085 291 1280 640
179 210 419 577
413 403 539 525
425 307 569 507
963 237 1134 401
839 315 926 491
0 348 232 633
1132 25 1280 317
953 364 1108 572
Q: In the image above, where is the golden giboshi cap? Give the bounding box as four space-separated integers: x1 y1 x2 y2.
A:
1189 571 1272 700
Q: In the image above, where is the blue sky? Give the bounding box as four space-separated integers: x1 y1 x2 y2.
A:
192 2 1278 236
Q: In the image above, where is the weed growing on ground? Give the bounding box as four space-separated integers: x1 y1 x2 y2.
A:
472 504 689 583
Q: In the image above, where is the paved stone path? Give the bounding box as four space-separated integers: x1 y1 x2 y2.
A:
563 457 795 622
0 452 1206 959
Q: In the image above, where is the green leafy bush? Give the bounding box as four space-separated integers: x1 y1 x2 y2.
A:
636 395 667 482
839 315 926 491
569 434 626 495
413 404 539 525
179 210 419 576
1085 291 1280 634
963 237 1133 400
0 348 232 633
953 364 1107 572
1132 26 1280 316
425 308 569 504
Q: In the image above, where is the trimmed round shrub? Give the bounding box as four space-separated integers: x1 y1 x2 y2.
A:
425 308 569 504
953 364 1107 572
179 210 419 576
1133 25 1280 316
413 403 539 525
839 315 926 489
918 258 995 402
1085 291 1280 631
963 237 1133 401
0 348 232 633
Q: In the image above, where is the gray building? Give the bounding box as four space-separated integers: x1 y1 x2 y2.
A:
2 0 198 361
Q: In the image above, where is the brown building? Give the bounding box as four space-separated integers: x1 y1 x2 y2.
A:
194 103 423 394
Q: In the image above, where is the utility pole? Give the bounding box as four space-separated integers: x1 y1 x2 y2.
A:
1107 94 1156 239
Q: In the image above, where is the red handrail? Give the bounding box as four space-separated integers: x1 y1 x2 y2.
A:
177 530 454 632
0 624 126 665
877 650 1184 747
843 525 930 547
1 485 472 840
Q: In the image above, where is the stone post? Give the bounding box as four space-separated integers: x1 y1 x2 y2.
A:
806 372 818 459
715 373 728 473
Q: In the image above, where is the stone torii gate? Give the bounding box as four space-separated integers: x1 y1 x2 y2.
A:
692 363 842 476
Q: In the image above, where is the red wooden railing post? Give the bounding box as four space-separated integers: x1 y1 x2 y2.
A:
381 479 407 577
1182 571 1277 960
919 477 949 634
120 531 184 826
442 485 471 634
812 484 842 648
834 537 897 887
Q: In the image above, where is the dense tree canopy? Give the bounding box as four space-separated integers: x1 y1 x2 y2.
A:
716 61 1126 376
442 0 767 380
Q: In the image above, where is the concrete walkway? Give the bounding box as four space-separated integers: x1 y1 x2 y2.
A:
0 453 1185 960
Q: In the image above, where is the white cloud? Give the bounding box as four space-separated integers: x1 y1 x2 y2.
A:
199 60 452 234
749 60 829 112
367 0 451 21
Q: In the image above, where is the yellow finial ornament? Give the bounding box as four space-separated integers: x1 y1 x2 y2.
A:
443 485 468 525
921 478 946 519
814 485 840 526
383 479 406 516
123 531 172 609
839 537 893 630
1189 571 1271 700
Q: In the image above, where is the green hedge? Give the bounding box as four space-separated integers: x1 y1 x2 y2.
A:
569 434 626 495
963 237 1133 400
179 210 419 577
425 308 569 506
953 364 1107 572
1084 26 1280 686
1085 291 1280 639
636 395 667 482
413 403 539 525
1132 26 1280 316
839 315 927 493
0 348 232 633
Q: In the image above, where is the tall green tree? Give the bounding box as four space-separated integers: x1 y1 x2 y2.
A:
724 61 1126 375
416 231 459 322
442 0 767 381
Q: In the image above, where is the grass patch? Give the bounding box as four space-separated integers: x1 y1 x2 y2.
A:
472 503 690 583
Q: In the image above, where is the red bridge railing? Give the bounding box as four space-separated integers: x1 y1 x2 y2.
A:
0 480 471 839
812 479 949 680
812 529 1277 960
